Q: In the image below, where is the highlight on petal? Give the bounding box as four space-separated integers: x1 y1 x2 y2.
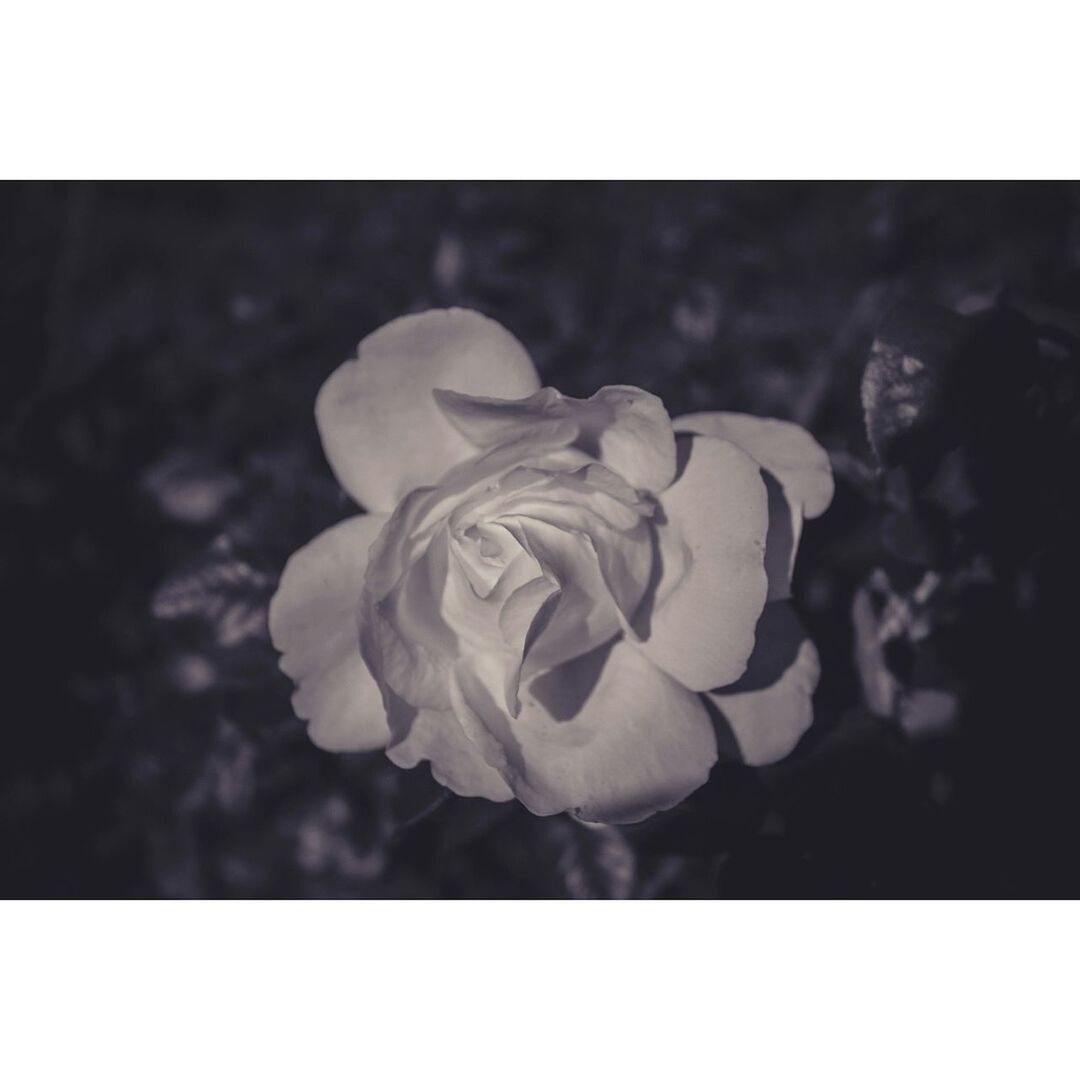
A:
316 309 541 512
451 638 718 824
268 514 391 752
674 411 834 599
435 383 677 493
583 386 678 494
707 601 819 766
361 423 587 599
631 434 769 692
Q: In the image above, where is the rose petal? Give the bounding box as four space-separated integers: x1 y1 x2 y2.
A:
443 535 544 648
707 601 819 765
359 530 457 712
584 386 678 494
387 706 513 802
432 386 572 449
362 429 585 600
673 412 834 518
486 461 650 534
451 522 524 599
435 384 677 493
674 412 833 598
495 574 562 712
268 514 391 751
501 517 627 673
476 465 655 635
631 434 769 692
316 309 541 512
449 639 718 824
291 653 387 753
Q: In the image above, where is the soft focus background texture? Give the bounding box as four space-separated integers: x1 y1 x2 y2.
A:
2 181 1079 898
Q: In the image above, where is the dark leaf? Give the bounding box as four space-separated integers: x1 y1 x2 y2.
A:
151 537 273 648
861 301 967 473
549 817 636 900
623 762 768 857
380 766 452 834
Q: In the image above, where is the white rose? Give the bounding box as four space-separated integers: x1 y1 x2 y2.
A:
270 309 833 824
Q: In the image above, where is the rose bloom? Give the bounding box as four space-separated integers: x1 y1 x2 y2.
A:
270 309 833 824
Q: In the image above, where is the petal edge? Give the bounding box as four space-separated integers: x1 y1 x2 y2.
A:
316 309 541 511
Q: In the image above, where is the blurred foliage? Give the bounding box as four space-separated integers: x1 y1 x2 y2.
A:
2 181 1078 898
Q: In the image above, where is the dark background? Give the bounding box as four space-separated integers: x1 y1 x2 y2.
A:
2 181 1078 898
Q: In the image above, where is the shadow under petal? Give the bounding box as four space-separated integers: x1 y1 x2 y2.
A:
761 468 798 602
713 600 804 695
529 637 619 721
628 434 693 643
627 515 664 641
707 600 819 767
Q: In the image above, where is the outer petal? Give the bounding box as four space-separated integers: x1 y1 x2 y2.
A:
316 309 541 511
453 639 718 824
387 706 514 802
268 514 391 751
674 412 834 519
631 434 769 692
435 384 677 493
707 601 819 765
674 412 834 599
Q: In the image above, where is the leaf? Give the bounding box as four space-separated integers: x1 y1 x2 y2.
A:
151 536 273 648
852 568 942 717
863 301 1046 490
861 301 967 474
143 448 241 526
897 688 958 740
178 718 257 816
